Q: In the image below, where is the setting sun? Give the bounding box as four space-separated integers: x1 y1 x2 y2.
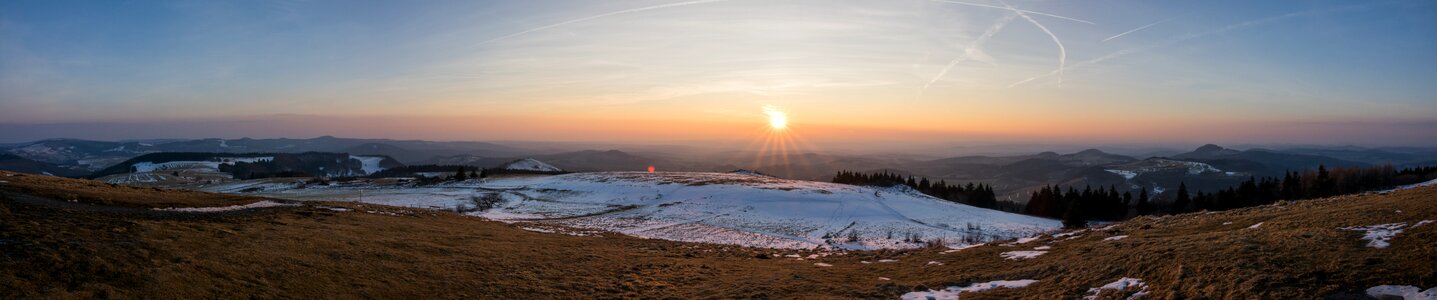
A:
765 106 788 130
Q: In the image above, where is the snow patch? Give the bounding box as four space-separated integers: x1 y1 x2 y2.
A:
813 262 832 267
1103 235 1128 241
943 243 984 254
1341 221 1430 249
1377 178 1437 193
1084 277 1149 300
349 155 388 175
1365 285 1437 300
1105 169 1138 180
154 201 295 212
1000 251 1046 260
1052 230 1085 239
1247 222 1264 229
1002 236 1042 246
901 279 1038 300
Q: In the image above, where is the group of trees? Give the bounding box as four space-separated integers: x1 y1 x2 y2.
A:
1024 185 1149 228
1027 164 1437 228
368 164 482 180
1170 165 1437 214
453 166 479 181
832 170 1000 210
221 152 355 179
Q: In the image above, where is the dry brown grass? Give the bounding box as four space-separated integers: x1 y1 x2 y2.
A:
2 171 1434 299
0 171 262 209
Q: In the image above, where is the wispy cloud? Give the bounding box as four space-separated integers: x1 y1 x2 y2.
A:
1008 3 1381 88
1102 19 1168 42
927 0 1094 24
921 12 1017 94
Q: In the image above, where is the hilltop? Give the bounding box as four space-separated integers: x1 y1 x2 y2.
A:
190 171 1058 249
2 171 1434 298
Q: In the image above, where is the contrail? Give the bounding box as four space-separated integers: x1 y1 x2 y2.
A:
1102 19 1168 42
1003 1 1067 87
927 0 1094 24
921 13 1017 94
477 0 727 45
1006 3 1379 88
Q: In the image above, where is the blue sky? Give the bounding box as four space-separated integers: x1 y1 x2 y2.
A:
1 0 1434 145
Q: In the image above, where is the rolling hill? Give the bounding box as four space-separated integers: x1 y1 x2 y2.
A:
1 171 1433 298
195 171 1059 249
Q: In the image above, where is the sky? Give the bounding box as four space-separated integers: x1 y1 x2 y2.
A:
1 0 1435 146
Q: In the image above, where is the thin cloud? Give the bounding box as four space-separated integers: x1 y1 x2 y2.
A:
927 0 1094 24
1008 3 1380 88
921 12 1018 94
477 0 728 46
1102 19 1169 42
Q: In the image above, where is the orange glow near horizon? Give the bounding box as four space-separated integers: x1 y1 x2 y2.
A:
744 107 819 176
45 111 1430 148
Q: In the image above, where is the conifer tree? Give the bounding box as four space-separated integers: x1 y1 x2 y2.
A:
1171 182 1191 214
1135 189 1152 215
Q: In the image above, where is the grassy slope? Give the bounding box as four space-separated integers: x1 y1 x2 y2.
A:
2 171 1433 299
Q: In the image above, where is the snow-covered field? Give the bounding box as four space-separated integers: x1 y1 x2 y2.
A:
205 172 1059 249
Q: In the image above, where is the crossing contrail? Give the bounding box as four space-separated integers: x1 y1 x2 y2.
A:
921 13 1018 94
1102 19 1168 42
1003 1 1067 87
927 0 1094 24
1007 4 1379 88
477 0 727 46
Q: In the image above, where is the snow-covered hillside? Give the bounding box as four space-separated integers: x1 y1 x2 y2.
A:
217 171 1058 249
499 158 563 172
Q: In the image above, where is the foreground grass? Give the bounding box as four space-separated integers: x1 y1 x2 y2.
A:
2 171 1433 299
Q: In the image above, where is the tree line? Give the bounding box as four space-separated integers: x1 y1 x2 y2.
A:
1024 184 1147 228
1171 165 1435 214
1028 164 1437 228
832 170 1000 210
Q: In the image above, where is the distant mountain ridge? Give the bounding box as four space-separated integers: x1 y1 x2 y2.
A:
1172 144 1364 176
0 154 90 177
0 136 521 172
88 152 404 179
3 137 1434 205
